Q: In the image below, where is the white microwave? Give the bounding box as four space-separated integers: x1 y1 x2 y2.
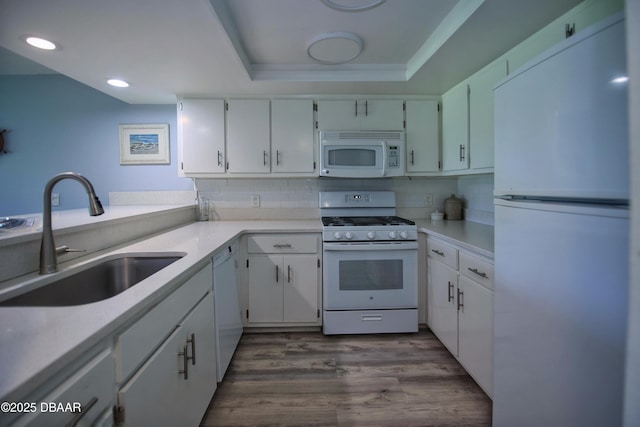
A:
319 131 405 178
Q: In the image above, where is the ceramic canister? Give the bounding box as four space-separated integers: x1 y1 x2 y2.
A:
444 194 463 220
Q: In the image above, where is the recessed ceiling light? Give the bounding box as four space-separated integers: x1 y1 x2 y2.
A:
307 32 363 64
25 36 57 50
107 79 130 88
321 0 385 12
610 76 628 84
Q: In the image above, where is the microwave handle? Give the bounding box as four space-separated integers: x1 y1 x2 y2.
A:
380 141 387 177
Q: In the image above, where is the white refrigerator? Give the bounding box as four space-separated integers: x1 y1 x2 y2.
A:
493 12 629 427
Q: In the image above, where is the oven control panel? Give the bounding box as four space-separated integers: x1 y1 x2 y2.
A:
323 229 417 242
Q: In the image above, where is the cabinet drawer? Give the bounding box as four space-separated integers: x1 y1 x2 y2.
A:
427 238 458 269
460 251 494 291
248 234 318 254
117 265 212 382
14 349 114 427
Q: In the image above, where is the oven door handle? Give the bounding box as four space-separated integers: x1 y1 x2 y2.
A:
323 241 418 251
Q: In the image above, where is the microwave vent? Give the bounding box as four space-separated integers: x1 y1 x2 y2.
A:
334 131 403 141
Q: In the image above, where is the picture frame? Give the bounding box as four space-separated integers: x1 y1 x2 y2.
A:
119 124 170 165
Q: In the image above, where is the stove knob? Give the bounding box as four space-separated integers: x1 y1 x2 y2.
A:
388 231 397 239
367 231 376 240
333 231 343 240
345 232 354 240
400 231 409 239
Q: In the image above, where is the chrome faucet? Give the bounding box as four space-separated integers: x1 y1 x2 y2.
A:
40 172 104 274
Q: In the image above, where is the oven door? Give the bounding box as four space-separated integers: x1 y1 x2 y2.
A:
323 241 418 310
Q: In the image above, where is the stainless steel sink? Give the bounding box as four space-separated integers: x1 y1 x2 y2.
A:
0 254 183 306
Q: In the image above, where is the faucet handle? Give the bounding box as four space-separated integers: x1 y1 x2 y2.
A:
56 245 86 256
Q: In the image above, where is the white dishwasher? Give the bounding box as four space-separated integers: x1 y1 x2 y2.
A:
212 242 243 382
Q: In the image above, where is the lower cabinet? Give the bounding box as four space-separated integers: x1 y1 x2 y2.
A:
427 237 494 397
245 234 321 326
116 263 217 427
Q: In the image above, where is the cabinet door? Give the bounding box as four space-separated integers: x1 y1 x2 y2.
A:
179 99 225 174
226 99 270 173
458 276 493 397
283 255 319 323
271 99 315 173
360 99 404 130
468 60 507 170
442 82 469 171
248 255 283 323
316 100 361 130
119 293 216 427
405 100 440 173
428 259 458 355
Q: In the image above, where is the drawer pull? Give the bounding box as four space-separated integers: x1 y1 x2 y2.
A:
447 281 454 303
179 345 189 380
273 243 292 249
457 289 464 311
431 249 444 256
468 267 488 278
65 396 98 427
187 333 196 365
361 315 383 321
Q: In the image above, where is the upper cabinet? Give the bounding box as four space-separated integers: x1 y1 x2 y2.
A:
271 99 316 174
226 99 271 174
442 60 506 174
405 100 440 174
316 99 404 131
178 99 226 176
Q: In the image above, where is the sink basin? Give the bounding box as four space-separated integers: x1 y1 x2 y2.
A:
0 254 183 306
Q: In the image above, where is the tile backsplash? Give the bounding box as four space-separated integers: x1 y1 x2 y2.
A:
195 176 465 221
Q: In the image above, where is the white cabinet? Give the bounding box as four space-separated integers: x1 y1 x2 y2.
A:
226 99 271 174
246 234 321 325
441 82 469 172
271 99 316 174
468 60 507 171
116 263 216 427
316 99 404 131
9 349 115 427
178 99 226 175
405 100 440 173
427 237 494 397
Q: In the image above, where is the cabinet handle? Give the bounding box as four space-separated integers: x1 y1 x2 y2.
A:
410 150 415 165
355 100 358 116
431 249 444 257
217 150 223 167
459 144 466 162
287 265 292 283
65 396 98 427
275 265 279 282
447 281 454 303
273 243 292 249
179 345 189 380
263 150 268 166
365 100 368 116
467 267 488 278
186 333 196 365
457 289 464 311
276 150 281 166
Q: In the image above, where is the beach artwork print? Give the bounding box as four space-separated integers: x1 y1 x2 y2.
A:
119 124 170 164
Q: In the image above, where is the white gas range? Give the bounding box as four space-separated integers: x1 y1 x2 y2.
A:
320 191 418 335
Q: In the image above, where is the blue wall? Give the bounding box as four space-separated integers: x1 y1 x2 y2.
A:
0 75 193 216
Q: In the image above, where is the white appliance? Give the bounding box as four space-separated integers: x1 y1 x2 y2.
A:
320 191 418 335
319 131 405 178
212 242 243 382
493 13 629 426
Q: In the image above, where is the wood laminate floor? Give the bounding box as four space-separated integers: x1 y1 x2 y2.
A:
200 330 492 427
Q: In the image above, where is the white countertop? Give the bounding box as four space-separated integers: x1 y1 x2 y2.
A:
0 215 493 402
0 220 320 402
415 219 494 259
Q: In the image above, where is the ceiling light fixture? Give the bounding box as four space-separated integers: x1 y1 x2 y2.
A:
307 32 363 64
25 36 57 51
107 79 130 88
610 76 628 84
321 0 385 12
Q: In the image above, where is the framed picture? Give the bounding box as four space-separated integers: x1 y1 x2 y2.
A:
119 124 170 165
